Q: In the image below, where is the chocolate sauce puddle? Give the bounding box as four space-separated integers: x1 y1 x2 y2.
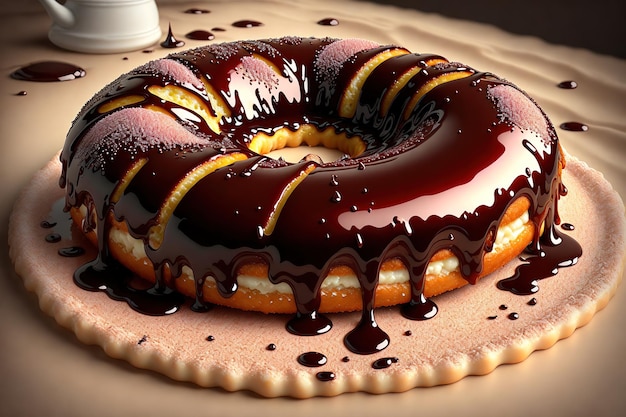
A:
232 20 263 28
59 246 85 257
557 80 578 89
344 310 390 355
74 260 185 316
497 227 582 295
297 351 327 367
11 61 86 82
184 8 210 14
287 311 332 336
372 357 398 369
560 122 588 132
316 371 335 381
161 24 185 48
318 18 339 26
186 30 215 41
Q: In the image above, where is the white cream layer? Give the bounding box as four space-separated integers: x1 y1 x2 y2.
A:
108 210 529 294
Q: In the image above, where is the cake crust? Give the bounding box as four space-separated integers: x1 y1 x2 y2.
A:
69 196 535 313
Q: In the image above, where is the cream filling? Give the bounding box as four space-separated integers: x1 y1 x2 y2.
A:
107 210 530 295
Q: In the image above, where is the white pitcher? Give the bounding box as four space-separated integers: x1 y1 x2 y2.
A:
38 0 162 53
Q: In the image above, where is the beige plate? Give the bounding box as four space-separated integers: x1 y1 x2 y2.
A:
8 153 625 398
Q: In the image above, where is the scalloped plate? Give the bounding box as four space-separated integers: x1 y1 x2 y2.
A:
8 153 625 397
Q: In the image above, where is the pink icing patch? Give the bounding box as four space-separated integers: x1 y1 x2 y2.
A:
78 108 207 168
315 38 379 81
141 59 203 90
488 85 549 139
237 56 279 89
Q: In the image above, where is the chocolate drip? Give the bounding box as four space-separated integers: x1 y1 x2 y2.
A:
184 8 210 14
318 18 339 26
186 30 215 41
160 24 185 48
232 20 263 28
59 37 581 355
497 227 582 295
316 371 336 381
74 260 185 316
40 220 57 228
287 312 332 336
557 80 578 89
11 61 85 82
297 351 328 367
560 122 588 132
58 246 85 257
372 357 398 369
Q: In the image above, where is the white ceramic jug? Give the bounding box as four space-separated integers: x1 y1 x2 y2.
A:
38 0 162 53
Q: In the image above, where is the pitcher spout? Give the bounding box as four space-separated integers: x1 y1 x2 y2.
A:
38 0 75 28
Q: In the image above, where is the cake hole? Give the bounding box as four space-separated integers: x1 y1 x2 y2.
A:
265 145 346 164
247 124 366 164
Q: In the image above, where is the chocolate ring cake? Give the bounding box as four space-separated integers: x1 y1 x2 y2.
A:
58 37 582 354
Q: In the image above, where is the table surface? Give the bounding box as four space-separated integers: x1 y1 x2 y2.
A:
1 1 625 416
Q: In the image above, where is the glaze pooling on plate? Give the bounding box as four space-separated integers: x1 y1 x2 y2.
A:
58 37 581 355
7 155 625 397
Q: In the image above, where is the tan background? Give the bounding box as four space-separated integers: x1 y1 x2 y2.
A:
1 1 625 416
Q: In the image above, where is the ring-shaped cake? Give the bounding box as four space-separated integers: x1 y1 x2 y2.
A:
59 37 579 354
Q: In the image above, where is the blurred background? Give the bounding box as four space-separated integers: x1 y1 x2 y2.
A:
367 0 626 58
5 0 625 58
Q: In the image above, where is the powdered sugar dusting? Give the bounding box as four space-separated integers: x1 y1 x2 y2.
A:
140 59 203 90
78 108 207 170
488 85 549 141
225 55 301 120
315 38 379 82
239 56 280 89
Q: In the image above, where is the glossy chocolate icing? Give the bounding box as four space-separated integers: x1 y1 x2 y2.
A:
59 37 580 355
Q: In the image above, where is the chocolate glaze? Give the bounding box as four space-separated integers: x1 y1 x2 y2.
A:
40 220 57 228
232 20 263 28
73 260 185 316
497 228 582 295
45 233 61 243
184 8 210 14
58 246 85 257
161 24 185 48
560 122 588 132
297 351 328 367
186 30 215 41
557 80 578 89
318 18 339 26
316 371 335 381
372 357 398 369
59 37 581 355
11 61 85 82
